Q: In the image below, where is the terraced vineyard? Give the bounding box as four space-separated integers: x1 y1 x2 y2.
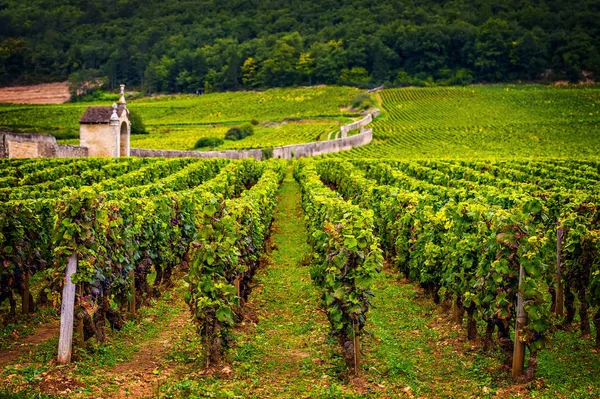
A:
332 85 600 159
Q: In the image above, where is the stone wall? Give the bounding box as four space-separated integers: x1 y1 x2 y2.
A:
0 132 87 158
367 85 385 93
131 147 263 160
272 129 372 160
341 114 373 137
56 144 89 158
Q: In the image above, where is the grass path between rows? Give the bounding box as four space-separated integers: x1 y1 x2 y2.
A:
173 167 349 398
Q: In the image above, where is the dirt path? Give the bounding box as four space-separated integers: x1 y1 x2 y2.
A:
91 295 191 399
0 321 59 370
0 82 70 104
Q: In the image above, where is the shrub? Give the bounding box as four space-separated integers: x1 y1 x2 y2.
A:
351 93 373 110
225 127 242 140
251 119 260 125
225 123 254 141
261 147 274 160
240 123 254 137
129 109 148 134
194 137 224 149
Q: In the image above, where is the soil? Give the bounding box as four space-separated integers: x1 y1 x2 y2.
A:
0 321 59 369
0 82 70 104
96 311 190 398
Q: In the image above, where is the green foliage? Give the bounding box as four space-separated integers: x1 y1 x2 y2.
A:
194 137 223 149
0 86 358 149
2 1 599 89
187 160 285 363
224 127 242 141
333 85 600 160
350 93 373 111
128 109 147 134
293 160 383 364
225 123 254 141
313 157 600 376
261 147 274 160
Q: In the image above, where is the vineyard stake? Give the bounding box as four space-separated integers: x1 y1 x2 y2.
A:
57 253 78 364
511 262 527 377
353 321 360 375
555 225 564 317
234 275 241 298
21 271 30 314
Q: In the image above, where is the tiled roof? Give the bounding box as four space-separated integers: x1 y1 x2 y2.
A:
79 105 126 124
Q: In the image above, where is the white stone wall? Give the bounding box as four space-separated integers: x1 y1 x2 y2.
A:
272 129 372 160
131 148 263 160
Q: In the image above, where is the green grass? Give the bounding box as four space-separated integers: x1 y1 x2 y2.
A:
105 122 339 151
358 268 600 398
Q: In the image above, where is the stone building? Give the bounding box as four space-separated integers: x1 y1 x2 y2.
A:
79 85 131 157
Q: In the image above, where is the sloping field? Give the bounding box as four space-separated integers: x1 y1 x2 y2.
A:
332 85 600 160
0 86 358 145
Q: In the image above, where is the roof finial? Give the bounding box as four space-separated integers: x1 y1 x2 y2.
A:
119 84 126 105
111 103 119 121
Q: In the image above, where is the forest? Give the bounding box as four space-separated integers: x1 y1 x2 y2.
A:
0 0 599 92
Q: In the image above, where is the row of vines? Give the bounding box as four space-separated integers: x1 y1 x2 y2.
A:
295 157 599 378
0 156 284 364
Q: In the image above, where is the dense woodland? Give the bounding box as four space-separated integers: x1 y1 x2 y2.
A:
0 0 599 92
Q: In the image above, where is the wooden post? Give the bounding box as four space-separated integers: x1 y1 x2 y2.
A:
556 225 564 317
22 271 30 314
76 285 85 347
512 263 527 377
58 253 78 364
353 321 360 375
129 270 136 315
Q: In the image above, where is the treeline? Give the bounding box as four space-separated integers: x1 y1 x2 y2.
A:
0 0 599 92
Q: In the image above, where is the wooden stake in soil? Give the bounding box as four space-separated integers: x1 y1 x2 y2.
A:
556 225 564 317
57 253 78 364
353 321 360 375
21 271 30 314
512 263 527 377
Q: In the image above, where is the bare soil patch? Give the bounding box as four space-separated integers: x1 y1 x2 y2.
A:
0 321 59 369
0 82 70 104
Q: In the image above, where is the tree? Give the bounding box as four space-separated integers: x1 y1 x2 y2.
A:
296 52 315 85
242 57 259 88
338 67 370 87
474 19 515 81
510 29 548 81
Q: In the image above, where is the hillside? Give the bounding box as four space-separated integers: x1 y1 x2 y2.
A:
1 0 599 92
1 84 598 159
